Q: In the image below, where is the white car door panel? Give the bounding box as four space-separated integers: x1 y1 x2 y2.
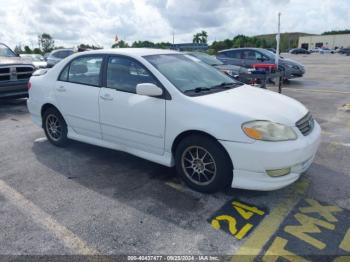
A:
55 55 103 139
99 56 166 155
99 88 165 154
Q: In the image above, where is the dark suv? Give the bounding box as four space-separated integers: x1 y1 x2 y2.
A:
217 48 305 79
0 43 34 99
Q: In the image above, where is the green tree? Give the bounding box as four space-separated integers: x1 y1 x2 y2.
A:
193 31 208 44
322 29 350 35
200 30 208 44
78 43 103 51
32 48 42 54
193 33 201 44
24 45 32 54
112 40 129 48
132 40 155 48
38 33 55 53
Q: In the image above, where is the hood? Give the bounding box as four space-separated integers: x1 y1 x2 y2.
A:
280 57 303 68
0 56 34 66
193 85 308 126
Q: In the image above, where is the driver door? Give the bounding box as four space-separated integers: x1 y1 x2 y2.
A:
99 56 166 155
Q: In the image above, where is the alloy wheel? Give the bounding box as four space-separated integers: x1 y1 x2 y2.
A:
181 146 217 186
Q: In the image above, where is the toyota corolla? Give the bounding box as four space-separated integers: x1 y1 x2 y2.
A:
27 49 321 193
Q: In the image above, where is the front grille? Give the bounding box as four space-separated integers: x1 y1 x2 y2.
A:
296 112 314 136
0 68 9 74
0 66 34 82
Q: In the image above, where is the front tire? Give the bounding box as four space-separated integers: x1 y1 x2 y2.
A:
175 135 232 193
43 107 68 147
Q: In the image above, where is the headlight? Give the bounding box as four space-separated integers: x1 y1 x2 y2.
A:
242 121 297 141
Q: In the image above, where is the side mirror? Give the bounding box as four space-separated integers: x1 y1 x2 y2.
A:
136 83 163 97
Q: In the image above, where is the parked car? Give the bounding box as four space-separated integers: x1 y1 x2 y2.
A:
27 49 321 193
0 43 34 99
20 54 48 69
338 48 350 55
46 48 74 68
185 51 248 77
217 48 305 80
289 48 310 54
266 48 276 53
318 47 334 54
309 48 320 53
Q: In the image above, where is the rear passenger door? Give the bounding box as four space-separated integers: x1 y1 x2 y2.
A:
99 55 166 155
217 50 244 66
55 55 104 139
241 50 259 68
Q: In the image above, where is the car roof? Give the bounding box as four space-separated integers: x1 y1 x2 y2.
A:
78 48 179 57
51 48 74 53
218 47 265 53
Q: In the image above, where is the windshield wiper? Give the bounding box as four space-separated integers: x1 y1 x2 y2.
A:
184 87 211 93
211 82 243 89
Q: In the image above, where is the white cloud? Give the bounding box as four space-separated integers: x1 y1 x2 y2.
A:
0 0 349 49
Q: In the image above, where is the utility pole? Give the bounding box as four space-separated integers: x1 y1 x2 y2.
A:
275 12 281 66
172 31 175 45
276 12 282 93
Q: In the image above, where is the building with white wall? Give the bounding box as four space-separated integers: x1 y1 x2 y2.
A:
298 34 350 50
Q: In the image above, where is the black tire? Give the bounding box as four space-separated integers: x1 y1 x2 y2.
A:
43 107 69 147
174 134 233 193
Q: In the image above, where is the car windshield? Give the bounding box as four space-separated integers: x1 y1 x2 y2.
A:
259 48 276 60
0 43 16 57
144 54 240 94
187 52 223 66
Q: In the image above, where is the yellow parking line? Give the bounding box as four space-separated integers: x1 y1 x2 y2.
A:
285 88 350 95
0 179 100 255
231 178 309 262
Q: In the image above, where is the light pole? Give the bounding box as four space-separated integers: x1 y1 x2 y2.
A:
276 12 282 93
275 12 281 66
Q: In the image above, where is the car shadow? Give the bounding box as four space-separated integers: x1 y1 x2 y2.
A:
31 139 210 229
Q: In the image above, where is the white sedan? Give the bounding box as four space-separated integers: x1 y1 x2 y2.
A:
27 49 321 193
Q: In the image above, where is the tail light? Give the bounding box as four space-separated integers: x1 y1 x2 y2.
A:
27 81 32 90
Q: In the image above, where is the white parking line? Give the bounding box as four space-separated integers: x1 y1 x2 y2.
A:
285 88 350 95
0 179 100 255
34 137 47 143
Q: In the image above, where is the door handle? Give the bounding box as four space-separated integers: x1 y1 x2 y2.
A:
100 94 113 101
57 86 66 92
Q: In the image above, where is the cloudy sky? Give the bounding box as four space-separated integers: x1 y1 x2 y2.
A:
1 0 349 49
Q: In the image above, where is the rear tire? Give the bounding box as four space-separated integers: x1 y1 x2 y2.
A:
174 135 232 193
43 107 69 147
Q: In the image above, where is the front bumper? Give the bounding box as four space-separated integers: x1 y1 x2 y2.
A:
0 81 28 98
284 66 305 79
220 121 321 191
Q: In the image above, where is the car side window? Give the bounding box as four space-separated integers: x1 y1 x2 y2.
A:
107 56 158 93
54 51 64 58
67 56 103 86
222 50 241 59
58 65 69 81
230 50 242 59
242 50 257 60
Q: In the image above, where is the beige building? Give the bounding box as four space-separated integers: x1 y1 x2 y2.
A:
298 34 350 50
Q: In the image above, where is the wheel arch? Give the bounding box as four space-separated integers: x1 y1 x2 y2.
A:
40 103 62 127
171 130 234 169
